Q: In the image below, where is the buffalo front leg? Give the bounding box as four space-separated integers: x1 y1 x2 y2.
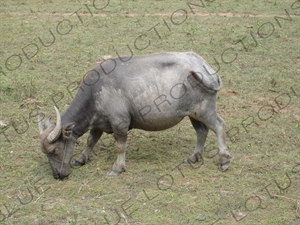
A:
107 133 127 176
73 128 103 166
185 117 208 163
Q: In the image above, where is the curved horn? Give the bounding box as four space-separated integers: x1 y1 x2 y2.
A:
47 106 62 143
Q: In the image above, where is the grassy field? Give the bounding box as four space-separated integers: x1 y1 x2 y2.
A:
1 0 300 224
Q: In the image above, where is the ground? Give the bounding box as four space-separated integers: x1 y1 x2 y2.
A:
0 0 300 224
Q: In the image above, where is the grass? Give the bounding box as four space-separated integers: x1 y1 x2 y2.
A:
1 0 300 224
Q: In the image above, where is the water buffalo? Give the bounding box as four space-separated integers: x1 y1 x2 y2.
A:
37 52 231 179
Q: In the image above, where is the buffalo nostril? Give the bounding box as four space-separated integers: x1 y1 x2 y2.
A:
53 168 62 180
58 173 70 180
53 173 60 179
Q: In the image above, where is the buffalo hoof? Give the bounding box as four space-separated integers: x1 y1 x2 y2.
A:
107 163 125 176
72 160 85 167
107 170 122 176
218 153 231 172
184 152 202 164
107 168 126 176
72 154 87 167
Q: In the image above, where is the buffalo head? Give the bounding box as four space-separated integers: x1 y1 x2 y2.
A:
37 107 76 180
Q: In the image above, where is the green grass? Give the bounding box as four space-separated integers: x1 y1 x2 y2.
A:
1 0 300 224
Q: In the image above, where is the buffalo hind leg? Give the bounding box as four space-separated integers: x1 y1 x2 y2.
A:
203 113 231 171
185 117 208 163
73 128 103 166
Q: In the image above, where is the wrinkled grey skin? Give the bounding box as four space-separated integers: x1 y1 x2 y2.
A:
38 52 231 179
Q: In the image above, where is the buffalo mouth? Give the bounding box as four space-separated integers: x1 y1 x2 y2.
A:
52 168 69 180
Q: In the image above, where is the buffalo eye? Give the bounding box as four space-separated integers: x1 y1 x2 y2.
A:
49 148 56 155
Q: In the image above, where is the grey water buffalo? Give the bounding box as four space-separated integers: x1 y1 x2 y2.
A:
37 52 231 179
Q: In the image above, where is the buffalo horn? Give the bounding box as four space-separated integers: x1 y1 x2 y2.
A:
47 106 62 143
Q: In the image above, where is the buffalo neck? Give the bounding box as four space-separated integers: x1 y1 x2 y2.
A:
61 86 95 139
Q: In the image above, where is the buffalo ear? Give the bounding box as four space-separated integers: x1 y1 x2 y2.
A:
62 122 75 139
44 116 52 129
